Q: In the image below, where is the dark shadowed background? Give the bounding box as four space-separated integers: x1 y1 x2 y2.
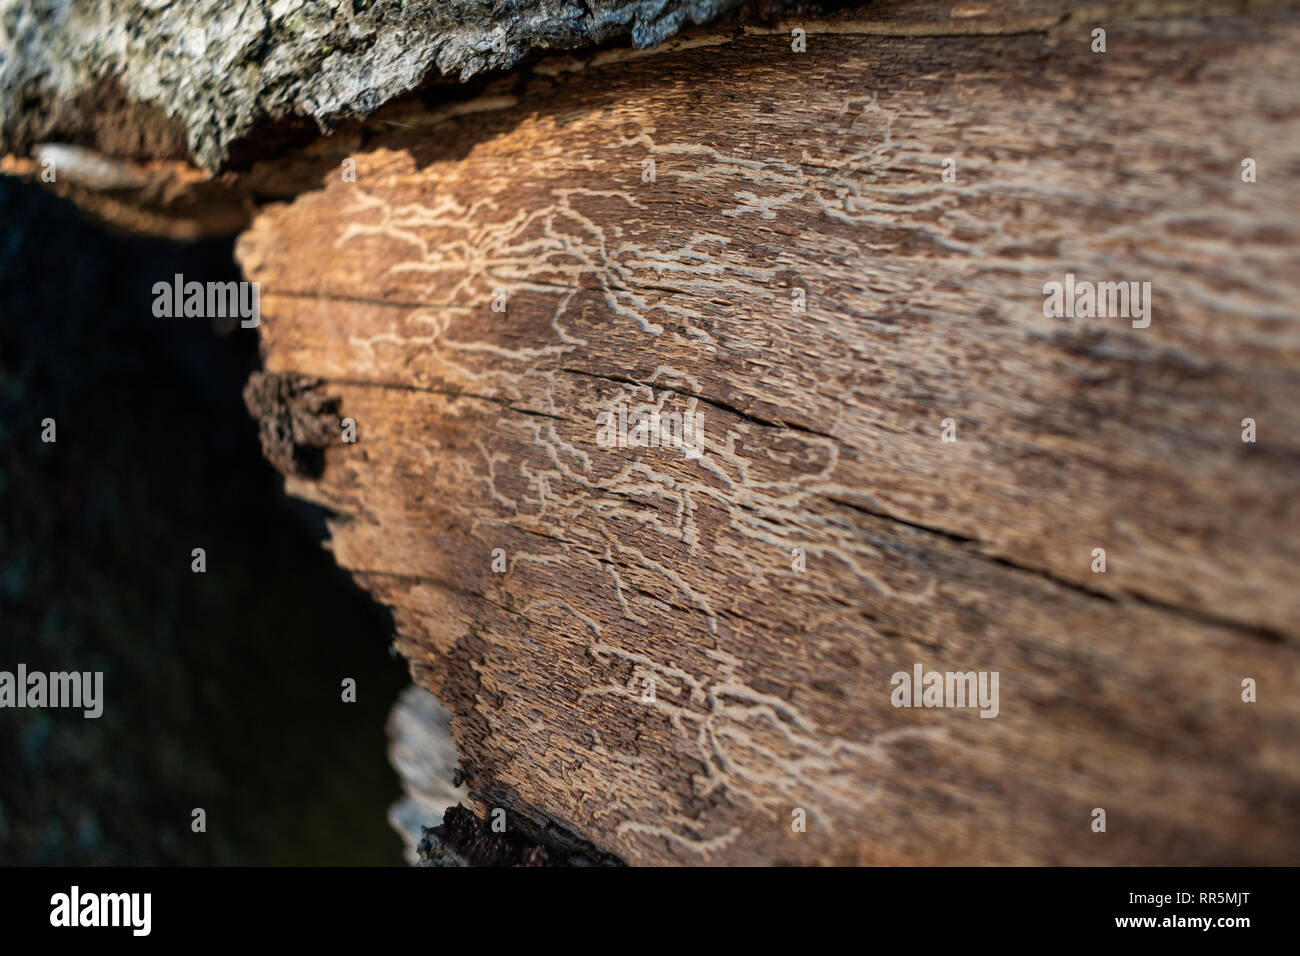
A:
0 177 407 864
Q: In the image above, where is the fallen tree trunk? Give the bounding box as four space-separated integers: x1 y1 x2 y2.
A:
229 2 1300 864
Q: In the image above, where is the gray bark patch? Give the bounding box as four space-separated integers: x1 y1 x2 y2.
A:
0 0 754 170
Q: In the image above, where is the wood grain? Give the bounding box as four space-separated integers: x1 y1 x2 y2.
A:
238 4 1300 864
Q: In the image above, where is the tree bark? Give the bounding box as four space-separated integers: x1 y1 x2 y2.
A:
231 2 1300 864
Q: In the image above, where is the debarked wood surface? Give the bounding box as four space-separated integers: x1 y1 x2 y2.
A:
236 2 1300 864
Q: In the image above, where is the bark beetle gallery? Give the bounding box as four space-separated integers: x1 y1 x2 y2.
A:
2 0 1298 870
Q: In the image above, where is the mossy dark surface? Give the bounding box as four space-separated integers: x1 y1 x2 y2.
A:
0 177 407 864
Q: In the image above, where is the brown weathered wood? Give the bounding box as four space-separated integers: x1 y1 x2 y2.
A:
238 3 1300 864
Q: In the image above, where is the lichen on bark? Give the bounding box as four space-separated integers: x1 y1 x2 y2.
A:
0 0 754 170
